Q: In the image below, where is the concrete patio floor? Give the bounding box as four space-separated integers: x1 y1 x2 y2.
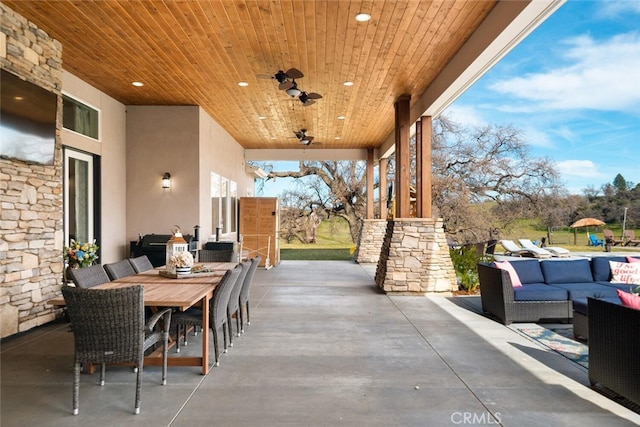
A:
2 260 639 426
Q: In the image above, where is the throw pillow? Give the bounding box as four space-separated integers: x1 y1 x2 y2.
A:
627 256 640 263
609 260 640 284
494 261 522 287
617 289 640 310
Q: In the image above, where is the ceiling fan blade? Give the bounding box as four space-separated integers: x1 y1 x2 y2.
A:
307 92 322 99
279 81 294 90
285 68 304 79
302 99 316 106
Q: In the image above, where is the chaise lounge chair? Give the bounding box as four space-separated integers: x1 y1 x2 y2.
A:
603 229 624 246
518 239 570 258
624 230 640 247
500 239 551 258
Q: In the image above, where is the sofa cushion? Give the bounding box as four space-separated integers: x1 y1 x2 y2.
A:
591 256 627 281
508 259 545 284
609 260 640 284
597 281 640 293
627 256 640 263
494 261 522 287
541 259 593 284
513 283 568 301
617 289 640 310
548 282 618 300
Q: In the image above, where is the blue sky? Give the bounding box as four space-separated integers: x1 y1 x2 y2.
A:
259 0 639 197
447 0 640 194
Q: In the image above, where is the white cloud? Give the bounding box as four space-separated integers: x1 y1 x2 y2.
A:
490 32 640 114
556 159 605 179
600 1 640 17
444 105 487 128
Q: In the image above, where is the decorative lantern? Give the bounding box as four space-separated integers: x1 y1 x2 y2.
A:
165 226 188 273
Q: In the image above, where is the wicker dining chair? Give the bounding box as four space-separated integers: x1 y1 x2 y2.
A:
128 255 154 273
198 249 236 262
226 260 250 344
104 259 136 280
67 264 111 288
61 285 172 415
172 265 242 366
239 256 260 333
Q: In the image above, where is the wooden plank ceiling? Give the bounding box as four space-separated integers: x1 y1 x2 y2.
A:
4 0 497 150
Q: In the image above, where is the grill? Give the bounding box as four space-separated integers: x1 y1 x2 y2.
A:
131 234 197 267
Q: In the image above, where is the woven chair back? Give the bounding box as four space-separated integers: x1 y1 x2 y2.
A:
104 259 136 280
199 249 235 262
62 285 145 365
128 255 154 273
68 264 111 288
211 265 242 327
239 256 260 305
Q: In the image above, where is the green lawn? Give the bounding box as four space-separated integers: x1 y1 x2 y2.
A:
279 217 354 260
277 217 640 260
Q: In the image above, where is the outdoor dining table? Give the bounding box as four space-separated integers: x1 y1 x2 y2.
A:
50 262 237 375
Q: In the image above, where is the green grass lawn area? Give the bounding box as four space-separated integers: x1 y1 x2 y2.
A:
277 217 639 260
500 219 640 253
279 218 355 260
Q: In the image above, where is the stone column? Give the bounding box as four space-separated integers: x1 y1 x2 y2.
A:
354 219 387 264
375 218 456 294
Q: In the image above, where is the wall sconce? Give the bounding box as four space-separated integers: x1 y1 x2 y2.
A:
162 172 171 189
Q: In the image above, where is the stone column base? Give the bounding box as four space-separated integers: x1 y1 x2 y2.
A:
355 219 387 264
375 218 456 294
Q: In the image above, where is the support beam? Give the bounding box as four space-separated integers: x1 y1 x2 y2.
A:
416 116 432 218
366 148 374 219
394 95 411 219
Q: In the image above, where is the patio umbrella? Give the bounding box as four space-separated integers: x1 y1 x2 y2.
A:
569 218 605 228
569 217 605 245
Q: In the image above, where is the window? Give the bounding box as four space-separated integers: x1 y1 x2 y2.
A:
62 94 100 140
64 149 95 245
211 173 237 238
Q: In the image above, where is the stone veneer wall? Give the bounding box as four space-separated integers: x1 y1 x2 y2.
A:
354 219 387 264
0 3 64 338
375 218 456 294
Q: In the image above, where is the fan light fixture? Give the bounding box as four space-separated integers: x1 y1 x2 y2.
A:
286 86 301 97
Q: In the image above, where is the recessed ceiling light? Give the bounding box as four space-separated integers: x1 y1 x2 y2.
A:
343 81 354 86
355 13 371 22
132 81 144 87
237 81 249 87
334 136 341 140
258 116 267 120
337 115 346 120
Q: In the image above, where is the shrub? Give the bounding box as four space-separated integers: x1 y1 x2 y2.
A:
449 246 493 292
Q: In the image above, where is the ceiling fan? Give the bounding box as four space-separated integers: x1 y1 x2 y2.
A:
258 68 322 105
293 129 315 145
257 68 304 90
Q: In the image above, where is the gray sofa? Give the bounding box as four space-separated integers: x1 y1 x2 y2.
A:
477 256 635 325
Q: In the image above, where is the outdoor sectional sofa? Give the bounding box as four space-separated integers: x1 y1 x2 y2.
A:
477 256 636 325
